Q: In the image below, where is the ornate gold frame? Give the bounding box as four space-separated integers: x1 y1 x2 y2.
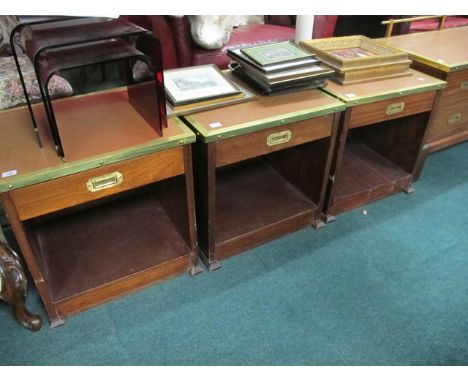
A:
300 36 410 70
300 36 412 85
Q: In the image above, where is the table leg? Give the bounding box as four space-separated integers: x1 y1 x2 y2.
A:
0 239 42 331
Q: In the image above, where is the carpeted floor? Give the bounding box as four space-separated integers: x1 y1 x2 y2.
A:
1 142 468 366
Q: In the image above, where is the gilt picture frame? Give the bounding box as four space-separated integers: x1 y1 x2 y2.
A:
300 35 411 70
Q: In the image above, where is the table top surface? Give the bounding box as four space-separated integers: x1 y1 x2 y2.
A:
379 27 468 72
323 68 446 106
183 84 346 143
0 89 195 192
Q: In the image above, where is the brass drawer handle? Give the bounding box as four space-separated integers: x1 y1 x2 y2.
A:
267 130 292 147
460 81 468 91
386 101 405 115
448 113 462 125
86 172 123 192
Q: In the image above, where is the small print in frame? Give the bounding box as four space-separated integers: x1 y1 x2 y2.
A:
172 74 218 92
329 47 376 60
164 64 241 106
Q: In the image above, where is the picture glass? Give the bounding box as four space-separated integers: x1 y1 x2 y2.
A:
242 42 312 66
164 65 240 104
328 47 376 60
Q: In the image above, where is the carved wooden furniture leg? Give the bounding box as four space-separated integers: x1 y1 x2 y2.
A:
0 240 42 331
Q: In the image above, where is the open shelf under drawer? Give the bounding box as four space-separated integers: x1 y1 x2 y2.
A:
28 190 191 303
332 138 412 214
214 159 318 255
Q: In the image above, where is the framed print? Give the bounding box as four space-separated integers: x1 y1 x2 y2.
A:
166 82 256 117
241 41 314 67
227 47 319 74
164 64 242 106
299 35 412 84
299 35 410 70
328 47 376 60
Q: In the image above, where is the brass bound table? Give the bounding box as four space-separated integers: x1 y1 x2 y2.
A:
0 88 201 328
380 27 468 152
183 86 345 270
321 69 446 219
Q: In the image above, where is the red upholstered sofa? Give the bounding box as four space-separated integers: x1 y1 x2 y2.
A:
409 16 468 33
123 16 338 70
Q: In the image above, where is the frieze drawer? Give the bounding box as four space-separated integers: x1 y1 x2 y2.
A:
11 147 185 220
215 114 335 167
349 91 436 129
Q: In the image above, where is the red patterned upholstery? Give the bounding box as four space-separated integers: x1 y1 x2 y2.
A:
409 16 468 32
313 16 339 38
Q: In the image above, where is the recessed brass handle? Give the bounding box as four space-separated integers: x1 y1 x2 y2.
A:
86 172 123 192
267 130 292 147
386 101 405 115
460 81 468 91
448 113 462 125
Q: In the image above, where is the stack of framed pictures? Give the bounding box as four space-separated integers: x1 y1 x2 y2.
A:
164 64 255 116
227 41 335 95
299 36 412 85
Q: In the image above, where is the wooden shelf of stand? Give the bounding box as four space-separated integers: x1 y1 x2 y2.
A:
380 27 468 152
183 85 345 270
322 69 446 220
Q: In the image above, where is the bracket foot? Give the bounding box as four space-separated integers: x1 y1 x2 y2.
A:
189 264 204 276
404 184 415 194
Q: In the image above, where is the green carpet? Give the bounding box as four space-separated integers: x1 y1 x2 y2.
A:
1 142 468 366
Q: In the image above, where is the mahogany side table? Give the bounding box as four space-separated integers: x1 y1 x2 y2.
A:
321 69 446 220
183 87 345 270
0 88 201 328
